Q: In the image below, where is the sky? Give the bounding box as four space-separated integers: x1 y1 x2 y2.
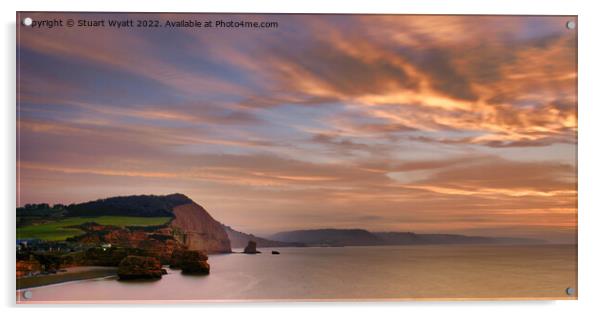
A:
17 13 577 242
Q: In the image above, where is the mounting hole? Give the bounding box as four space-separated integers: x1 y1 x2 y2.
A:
22 290 33 300
22 17 32 27
566 21 576 30
566 287 575 296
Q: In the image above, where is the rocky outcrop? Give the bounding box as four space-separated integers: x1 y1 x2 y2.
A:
33 194 232 256
117 256 163 280
243 241 260 254
170 249 210 274
170 202 231 254
83 246 149 266
63 196 232 265
182 260 210 275
69 223 185 263
170 249 207 268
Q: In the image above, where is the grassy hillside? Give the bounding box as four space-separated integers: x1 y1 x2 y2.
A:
17 216 172 241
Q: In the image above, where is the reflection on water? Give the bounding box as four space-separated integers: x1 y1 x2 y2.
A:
18 244 577 302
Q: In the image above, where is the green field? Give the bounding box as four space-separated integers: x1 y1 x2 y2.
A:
17 216 172 241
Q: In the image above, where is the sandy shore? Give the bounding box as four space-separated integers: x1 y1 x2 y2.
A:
17 266 118 290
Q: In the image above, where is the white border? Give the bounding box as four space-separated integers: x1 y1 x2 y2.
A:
3 0 602 315
3 0 582 15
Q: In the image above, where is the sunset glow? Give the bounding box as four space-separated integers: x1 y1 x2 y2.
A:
17 14 577 242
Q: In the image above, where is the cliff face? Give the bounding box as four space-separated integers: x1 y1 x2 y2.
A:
65 194 232 255
170 202 231 253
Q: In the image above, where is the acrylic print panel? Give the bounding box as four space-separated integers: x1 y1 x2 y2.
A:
16 12 577 303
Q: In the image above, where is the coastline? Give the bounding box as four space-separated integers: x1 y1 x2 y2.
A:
17 244 572 291
17 266 118 290
16 245 577 302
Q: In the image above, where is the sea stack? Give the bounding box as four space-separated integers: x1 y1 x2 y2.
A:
243 241 260 254
170 249 210 274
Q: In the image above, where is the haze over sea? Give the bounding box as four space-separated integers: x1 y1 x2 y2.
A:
19 244 576 302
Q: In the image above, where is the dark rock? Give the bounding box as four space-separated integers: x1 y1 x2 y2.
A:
181 260 210 275
161 268 168 275
169 249 208 269
170 249 210 275
117 256 163 280
271 250 280 255
243 241 261 254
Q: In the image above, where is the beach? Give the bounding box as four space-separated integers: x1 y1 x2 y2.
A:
17 266 118 290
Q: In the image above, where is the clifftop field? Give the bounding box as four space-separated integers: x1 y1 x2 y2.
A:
17 216 172 241
16 194 192 241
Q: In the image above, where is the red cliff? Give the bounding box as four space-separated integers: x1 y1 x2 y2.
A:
169 201 231 253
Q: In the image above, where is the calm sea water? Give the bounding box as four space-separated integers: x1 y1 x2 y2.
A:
17 244 577 302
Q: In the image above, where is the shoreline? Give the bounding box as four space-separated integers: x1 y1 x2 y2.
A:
17 266 118 290
17 244 574 290
16 245 576 302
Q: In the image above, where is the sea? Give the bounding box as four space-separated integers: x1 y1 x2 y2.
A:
17 244 577 302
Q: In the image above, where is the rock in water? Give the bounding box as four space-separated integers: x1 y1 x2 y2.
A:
117 256 163 280
170 249 208 268
170 249 210 275
243 241 261 254
182 260 210 275
271 250 280 255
